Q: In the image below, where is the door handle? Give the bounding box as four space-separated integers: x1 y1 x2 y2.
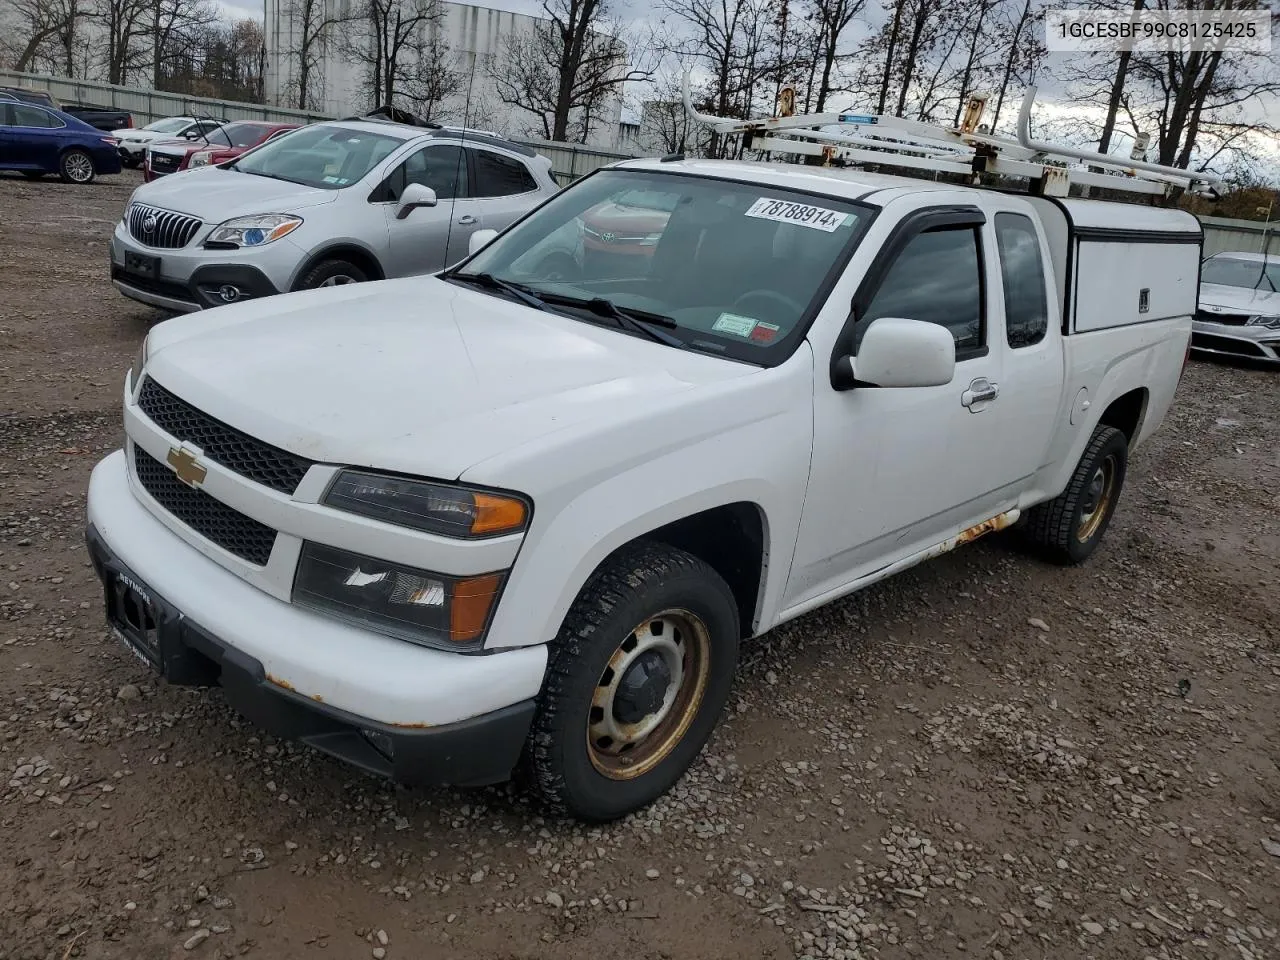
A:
457 214 478 225
961 378 999 409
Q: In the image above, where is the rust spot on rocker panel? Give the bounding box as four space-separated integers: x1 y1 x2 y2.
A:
266 674 294 692
923 510 1020 561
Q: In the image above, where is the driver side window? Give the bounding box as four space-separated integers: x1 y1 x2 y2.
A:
860 227 984 354
383 145 469 202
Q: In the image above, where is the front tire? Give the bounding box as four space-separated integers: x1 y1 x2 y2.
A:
527 542 740 822
59 149 96 184
1024 425 1128 565
295 259 369 290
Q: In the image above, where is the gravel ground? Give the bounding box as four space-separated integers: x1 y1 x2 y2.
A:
1 170 1278 960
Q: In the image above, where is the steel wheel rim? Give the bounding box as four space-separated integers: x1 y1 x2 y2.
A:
588 609 711 781
1077 456 1117 542
319 274 358 287
66 153 92 182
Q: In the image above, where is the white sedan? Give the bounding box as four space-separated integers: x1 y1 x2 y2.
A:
111 117 225 167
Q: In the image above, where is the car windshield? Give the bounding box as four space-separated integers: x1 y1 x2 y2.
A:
145 118 190 134
229 124 403 188
455 170 867 362
1201 256 1280 293
217 122 281 149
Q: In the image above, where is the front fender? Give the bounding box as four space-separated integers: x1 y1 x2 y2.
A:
476 355 816 651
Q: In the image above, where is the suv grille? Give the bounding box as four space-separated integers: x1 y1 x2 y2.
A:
148 152 182 175
137 377 314 494
127 203 202 248
133 446 277 566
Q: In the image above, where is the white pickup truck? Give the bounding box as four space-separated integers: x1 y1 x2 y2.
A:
86 155 1200 821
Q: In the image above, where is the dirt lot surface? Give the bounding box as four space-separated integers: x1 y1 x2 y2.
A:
1 170 1278 960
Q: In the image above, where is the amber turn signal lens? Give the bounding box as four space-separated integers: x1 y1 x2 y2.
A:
450 573 504 643
471 494 528 536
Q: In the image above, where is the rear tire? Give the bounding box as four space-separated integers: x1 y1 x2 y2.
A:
527 542 740 822
294 259 369 290
59 149 95 184
1024 425 1128 565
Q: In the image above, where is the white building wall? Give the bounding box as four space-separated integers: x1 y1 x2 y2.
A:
263 0 625 146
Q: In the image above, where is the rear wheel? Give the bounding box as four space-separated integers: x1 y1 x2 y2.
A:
121 155 141 169
295 259 369 290
59 149 95 184
1024 425 1128 565
527 542 739 822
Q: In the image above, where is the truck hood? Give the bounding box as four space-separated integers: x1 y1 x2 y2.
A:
132 167 339 219
144 277 755 480
1199 283 1280 317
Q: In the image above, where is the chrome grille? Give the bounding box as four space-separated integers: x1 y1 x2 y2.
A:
1195 309 1251 327
127 203 202 249
148 152 182 175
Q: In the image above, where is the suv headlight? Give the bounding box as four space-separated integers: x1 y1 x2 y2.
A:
189 150 214 168
292 542 504 650
323 470 530 539
206 214 302 248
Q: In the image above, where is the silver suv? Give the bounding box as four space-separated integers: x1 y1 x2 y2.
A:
109 119 558 312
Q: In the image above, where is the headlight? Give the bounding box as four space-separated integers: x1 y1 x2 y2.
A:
292 542 504 650
323 470 530 539
206 214 302 248
131 334 150 389
189 151 214 168
1246 314 1280 329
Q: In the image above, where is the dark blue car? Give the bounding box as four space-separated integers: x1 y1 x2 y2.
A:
0 101 122 184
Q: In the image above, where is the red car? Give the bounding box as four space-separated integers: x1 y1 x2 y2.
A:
143 121 299 181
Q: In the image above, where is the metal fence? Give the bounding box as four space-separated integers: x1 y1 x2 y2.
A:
0 70 642 181
1199 215 1280 257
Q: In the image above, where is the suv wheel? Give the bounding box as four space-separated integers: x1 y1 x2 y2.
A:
60 149 95 184
527 542 739 822
296 259 369 290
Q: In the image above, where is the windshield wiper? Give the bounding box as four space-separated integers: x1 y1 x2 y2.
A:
448 272 551 312
536 293 684 347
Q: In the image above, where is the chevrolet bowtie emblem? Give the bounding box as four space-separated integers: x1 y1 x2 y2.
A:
166 446 207 487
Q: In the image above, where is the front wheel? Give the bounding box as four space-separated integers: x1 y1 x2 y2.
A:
60 149 96 184
527 542 740 822
1024 425 1128 565
294 259 369 290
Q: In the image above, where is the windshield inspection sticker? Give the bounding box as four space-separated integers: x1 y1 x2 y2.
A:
712 313 759 338
745 197 849 232
750 321 781 344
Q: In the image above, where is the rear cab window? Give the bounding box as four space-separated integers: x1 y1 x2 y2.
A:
994 213 1049 348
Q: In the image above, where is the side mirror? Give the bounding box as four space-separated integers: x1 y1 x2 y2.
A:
840 317 956 389
396 183 438 219
468 228 498 255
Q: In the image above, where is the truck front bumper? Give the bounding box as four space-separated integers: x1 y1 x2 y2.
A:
85 451 544 787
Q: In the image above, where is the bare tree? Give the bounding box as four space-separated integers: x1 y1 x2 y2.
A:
9 0 89 73
661 0 774 155
491 0 653 142
807 0 865 112
151 0 218 89
988 0 1040 131
341 0 441 110
283 0 345 109
400 29 464 122
94 0 150 83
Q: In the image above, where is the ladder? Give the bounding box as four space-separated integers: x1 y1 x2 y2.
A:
681 72 1221 199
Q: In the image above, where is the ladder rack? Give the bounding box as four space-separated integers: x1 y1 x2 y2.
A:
681 73 1221 200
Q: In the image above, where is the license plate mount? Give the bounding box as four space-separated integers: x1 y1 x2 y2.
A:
105 572 164 672
124 250 160 279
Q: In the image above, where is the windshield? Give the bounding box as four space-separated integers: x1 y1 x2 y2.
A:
145 118 190 134
1202 256 1279 293
229 124 403 188
457 170 868 362
218 122 282 149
